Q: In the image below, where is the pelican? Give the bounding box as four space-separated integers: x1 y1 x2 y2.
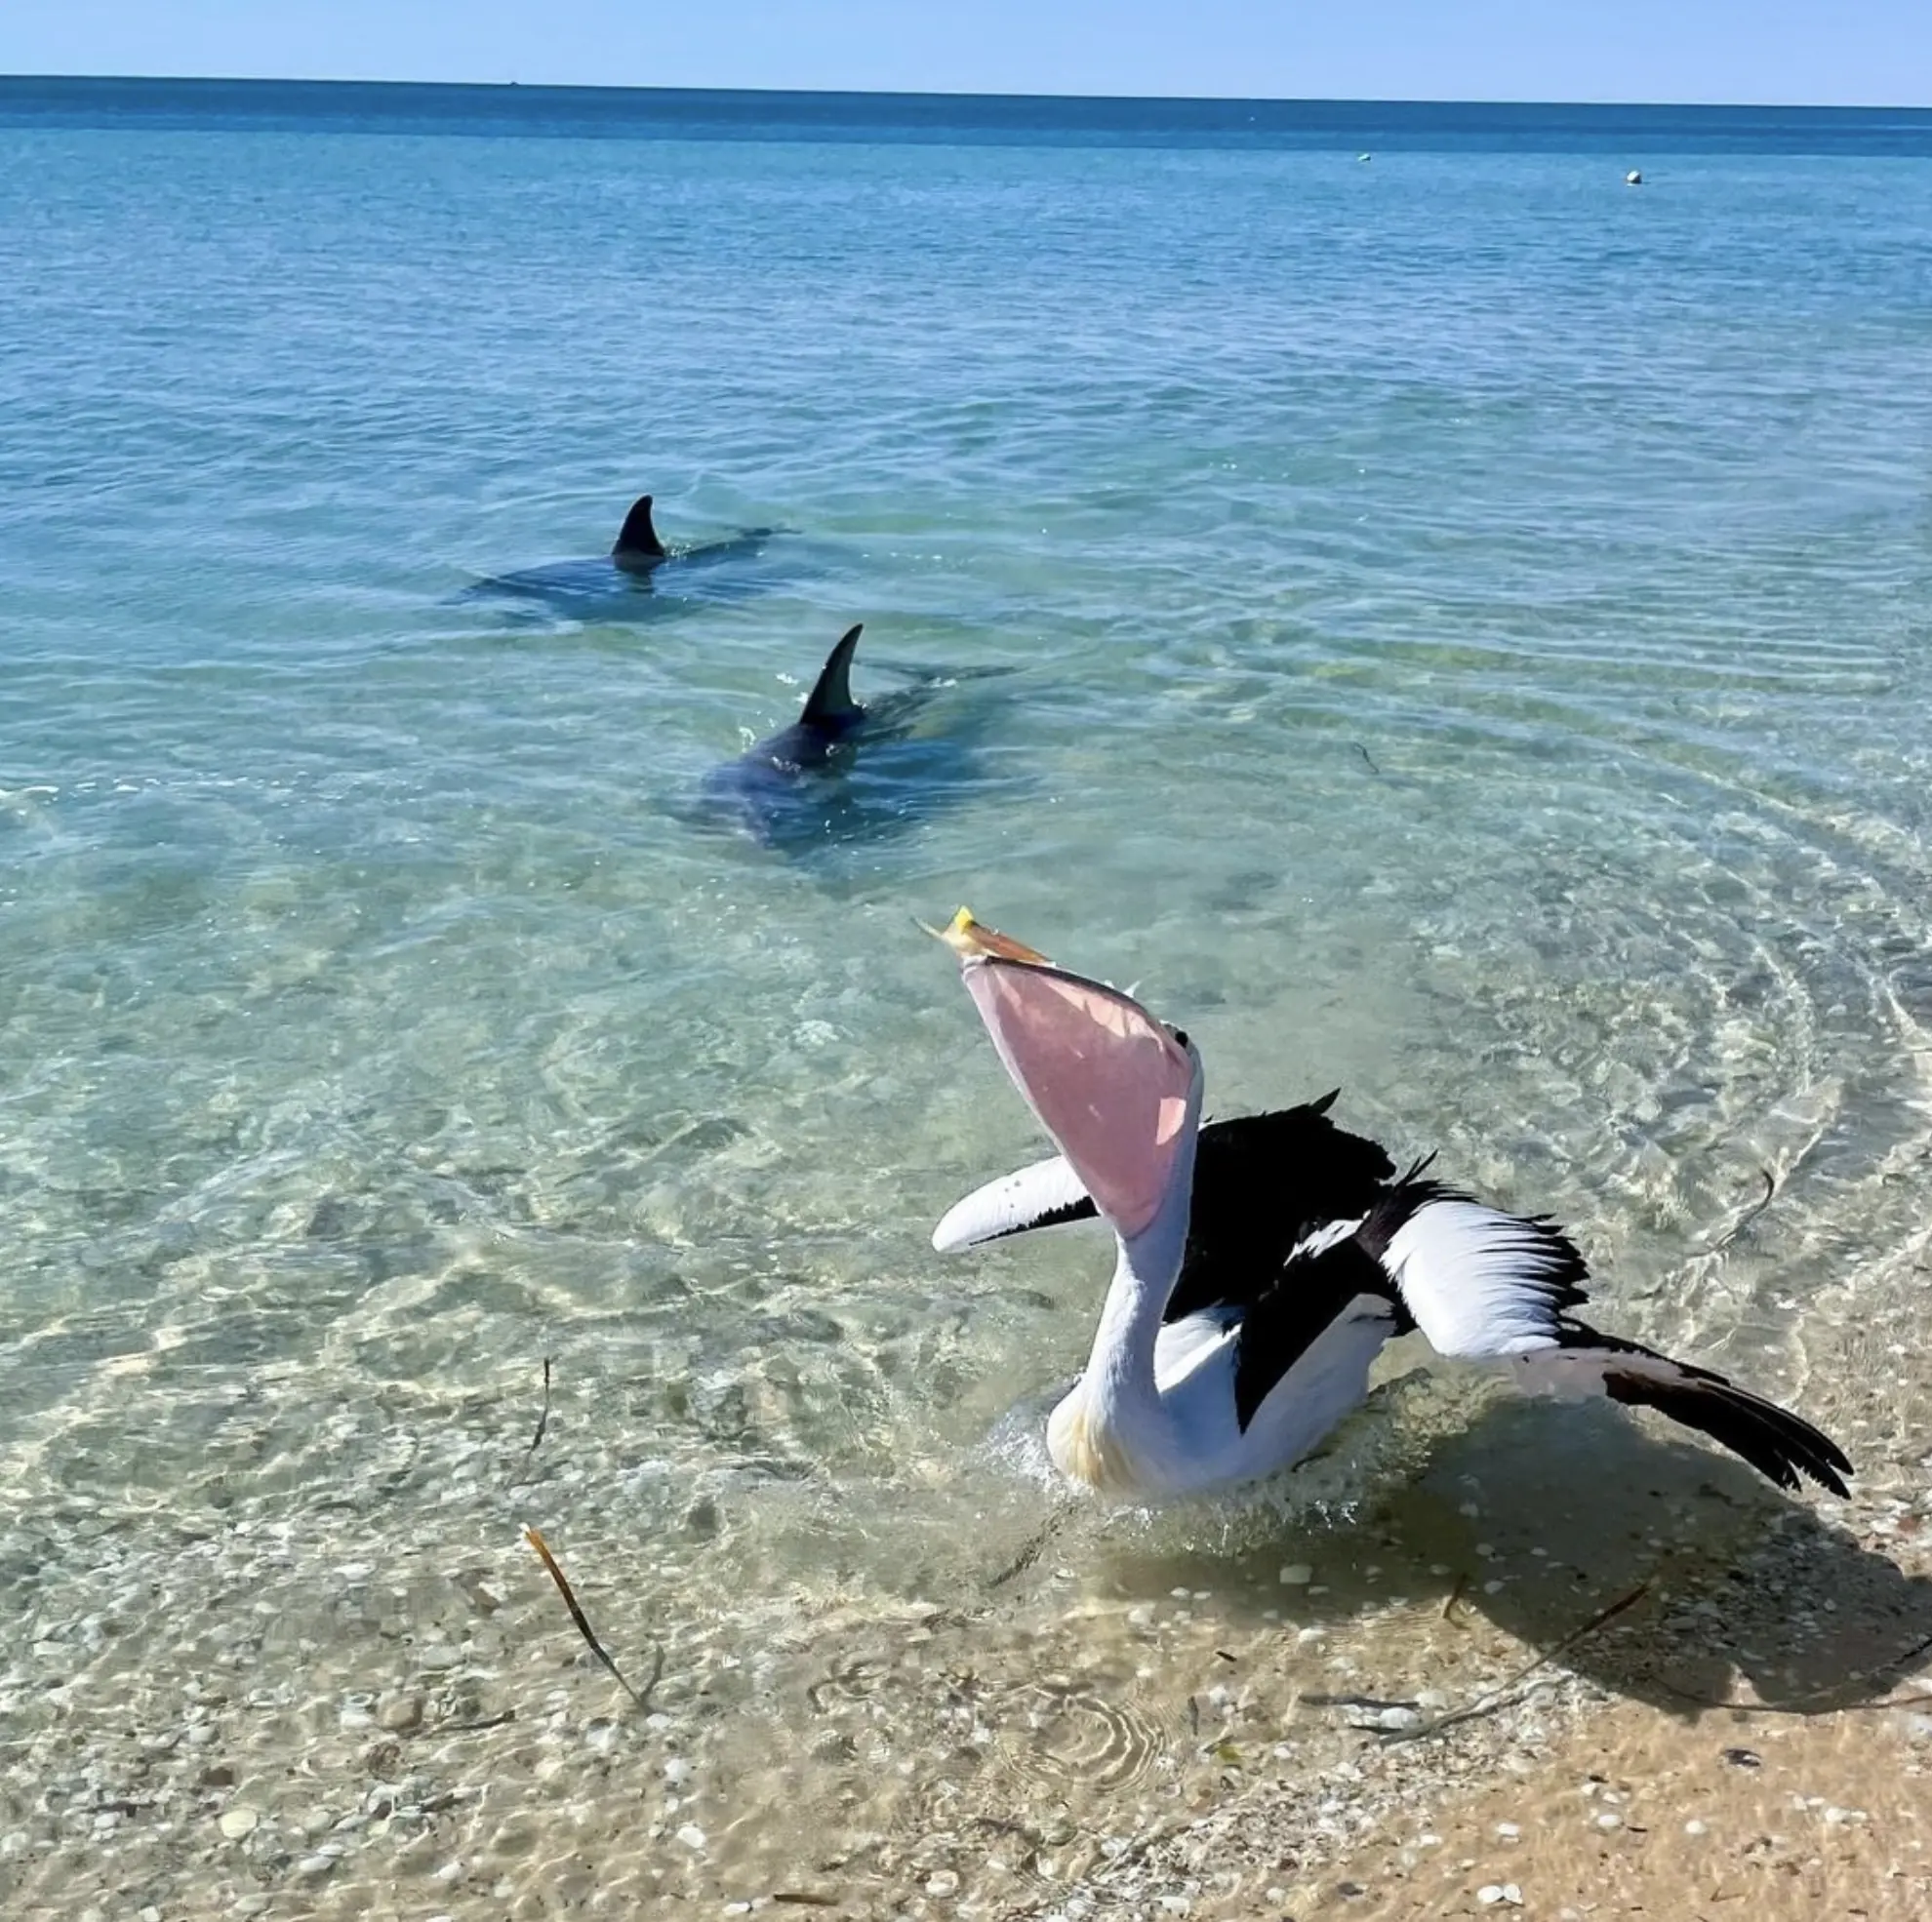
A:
928 909 1852 1502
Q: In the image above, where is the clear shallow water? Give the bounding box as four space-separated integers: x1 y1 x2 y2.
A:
4 81 1932 1915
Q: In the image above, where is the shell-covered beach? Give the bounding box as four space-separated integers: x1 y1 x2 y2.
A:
5 80 1932 1918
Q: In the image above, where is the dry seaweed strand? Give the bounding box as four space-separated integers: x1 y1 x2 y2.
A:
1376 1580 1652 1744
1655 1619 1932 1717
509 1356 556 1492
1302 1691 1424 1713
526 1356 554 1457
985 1501 1077 1590
523 1523 661 1710
436 1708 519 1735
1710 1167 1777 1254
1657 1678 1932 1716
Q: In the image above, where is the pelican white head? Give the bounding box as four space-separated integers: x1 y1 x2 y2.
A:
934 910 1205 1491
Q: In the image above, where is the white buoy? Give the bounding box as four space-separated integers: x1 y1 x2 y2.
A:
1626 169 1643 185
1357 152 1372 163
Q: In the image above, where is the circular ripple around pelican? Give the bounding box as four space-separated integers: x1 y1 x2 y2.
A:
1009 1680 1163 1790
802 1654 894 1714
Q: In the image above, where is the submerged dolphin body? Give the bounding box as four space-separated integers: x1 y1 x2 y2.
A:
694 624 1017 854
466 494 780 618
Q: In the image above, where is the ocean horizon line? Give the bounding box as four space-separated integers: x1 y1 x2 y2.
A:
4 73 1932 115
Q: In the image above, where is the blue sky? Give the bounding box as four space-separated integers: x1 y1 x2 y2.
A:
4 2 1928 104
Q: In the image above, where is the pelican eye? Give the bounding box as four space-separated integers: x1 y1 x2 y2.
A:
1172 1028 1189 1048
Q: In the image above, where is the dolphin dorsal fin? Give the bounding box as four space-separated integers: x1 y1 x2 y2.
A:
612 494 666 564
801 624 865 728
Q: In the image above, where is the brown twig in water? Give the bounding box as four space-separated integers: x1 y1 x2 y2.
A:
1382 1581 1652 1744
1440 1570 1470 1622
523 1523 655 1710
1353 741 1382 776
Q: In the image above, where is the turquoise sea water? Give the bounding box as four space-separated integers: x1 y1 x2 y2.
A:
5 80 1932 1914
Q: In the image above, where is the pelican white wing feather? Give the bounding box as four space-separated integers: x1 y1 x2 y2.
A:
1371 1193 1586 1358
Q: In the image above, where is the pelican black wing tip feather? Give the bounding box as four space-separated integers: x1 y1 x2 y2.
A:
1600 1361 1853 1497
1563 1326 1853 1497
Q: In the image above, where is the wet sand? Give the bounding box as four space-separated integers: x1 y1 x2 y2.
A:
1272 1697 1932 1920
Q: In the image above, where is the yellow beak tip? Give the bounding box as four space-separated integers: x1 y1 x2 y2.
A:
922 906 1054 966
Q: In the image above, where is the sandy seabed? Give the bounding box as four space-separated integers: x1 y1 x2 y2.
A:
5 1301 1931 1922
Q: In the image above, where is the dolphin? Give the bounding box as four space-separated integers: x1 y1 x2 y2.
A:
739 623 871 772
605 495 774 578
692 624 1017 853
466 494 780 616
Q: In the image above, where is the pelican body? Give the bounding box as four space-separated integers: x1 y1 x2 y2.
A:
930 910 1852 1503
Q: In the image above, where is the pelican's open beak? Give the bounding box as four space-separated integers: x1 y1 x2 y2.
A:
934 907 1199 1241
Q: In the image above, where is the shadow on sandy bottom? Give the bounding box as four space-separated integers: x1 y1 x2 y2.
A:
1064 1388 1932 1725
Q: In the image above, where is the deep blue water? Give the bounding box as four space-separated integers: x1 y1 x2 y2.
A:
6 75 1932 152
